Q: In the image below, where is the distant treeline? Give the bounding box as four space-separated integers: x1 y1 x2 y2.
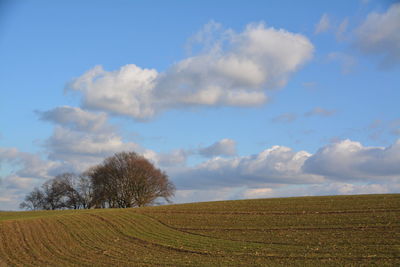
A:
20 152 175 210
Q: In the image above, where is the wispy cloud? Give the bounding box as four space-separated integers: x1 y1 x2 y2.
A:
305 107 336 117
272 113 297 123
336 17 349 41
315 13 330 34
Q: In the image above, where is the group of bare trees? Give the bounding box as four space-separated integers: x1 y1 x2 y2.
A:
19 172 92 210
20 152 175 210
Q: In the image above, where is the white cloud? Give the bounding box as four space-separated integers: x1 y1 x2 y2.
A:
173 145 323 190
68 65 158 119
36 106 158 172
2 137 400 210
37 105 211 172
172 139 400 194
355 3 400 68
199 138 236 157
315 14 330 34
67 22 314 119
34 106 145 172
0 116 188 209
44 126 148 173
303 139 400 180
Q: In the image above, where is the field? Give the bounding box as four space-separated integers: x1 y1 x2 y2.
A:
0 194 399 266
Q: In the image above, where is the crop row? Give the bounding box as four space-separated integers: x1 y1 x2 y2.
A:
1 194 399 266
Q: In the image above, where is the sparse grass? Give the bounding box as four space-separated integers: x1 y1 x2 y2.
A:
0 194 399 266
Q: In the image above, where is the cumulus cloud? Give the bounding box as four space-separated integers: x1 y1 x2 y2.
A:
37 106 190 172
0 127 188 210
37 106 109 132
0 108 189 210
172 139 400 194
305 107 336 117
2 137 400 210
67 22 314 119
198 138 236 157
35 106 146 172
147 138 238 167
44 126 144 172
315 14 330 34
67 65 159 119
173 145 323 190
303 139 400 180
355 3 400 68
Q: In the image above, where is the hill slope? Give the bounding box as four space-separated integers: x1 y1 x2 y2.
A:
1 194 399 266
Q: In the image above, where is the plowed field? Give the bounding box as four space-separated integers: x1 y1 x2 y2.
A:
1 194 399 266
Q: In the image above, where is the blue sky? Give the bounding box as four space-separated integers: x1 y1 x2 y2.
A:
1 0 399 210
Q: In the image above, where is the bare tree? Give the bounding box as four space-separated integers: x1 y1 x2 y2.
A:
20 173 90 210
41 177 69 210
77 172 94 209
19 187 46 210
89 152 175 208
60 173 90 209
20 152 173 210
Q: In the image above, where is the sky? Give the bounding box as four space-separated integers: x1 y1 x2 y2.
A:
0 0 399 210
